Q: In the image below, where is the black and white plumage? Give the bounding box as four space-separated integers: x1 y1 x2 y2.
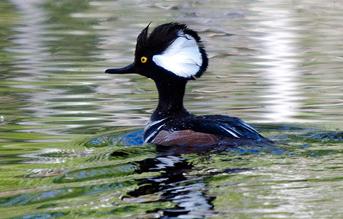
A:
105 23 272 147
143 115 270 147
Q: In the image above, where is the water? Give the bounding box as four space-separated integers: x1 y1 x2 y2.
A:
0 0 342 218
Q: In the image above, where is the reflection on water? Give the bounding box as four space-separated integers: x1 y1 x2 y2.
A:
0 0 342 218
252 2 302 122
128 152 213 218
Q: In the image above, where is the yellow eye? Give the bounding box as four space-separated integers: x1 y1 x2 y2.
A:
140 56 148 64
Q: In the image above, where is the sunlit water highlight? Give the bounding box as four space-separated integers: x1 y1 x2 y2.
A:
252 3 302 123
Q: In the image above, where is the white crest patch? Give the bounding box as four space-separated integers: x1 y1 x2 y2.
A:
152 31 202 78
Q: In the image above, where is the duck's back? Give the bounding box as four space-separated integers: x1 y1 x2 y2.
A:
144 115 272 147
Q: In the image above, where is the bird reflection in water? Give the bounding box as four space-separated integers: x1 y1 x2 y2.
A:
115 144 216 218
107 130 273 218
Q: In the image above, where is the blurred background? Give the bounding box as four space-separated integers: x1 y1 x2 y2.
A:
0 0 342 218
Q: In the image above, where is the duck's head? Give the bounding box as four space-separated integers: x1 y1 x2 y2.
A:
105 22 208 81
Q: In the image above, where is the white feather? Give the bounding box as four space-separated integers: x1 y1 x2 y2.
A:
241 121 258 133
144 123 165 143
219 125 240 138
144 118 167 132
152 31 202 78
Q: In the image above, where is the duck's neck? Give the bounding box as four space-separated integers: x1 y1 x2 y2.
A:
151 78 190 121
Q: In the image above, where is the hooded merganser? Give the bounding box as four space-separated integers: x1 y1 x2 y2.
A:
105 23 272 147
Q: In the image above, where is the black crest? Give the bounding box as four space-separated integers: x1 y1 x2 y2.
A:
135 22 208 79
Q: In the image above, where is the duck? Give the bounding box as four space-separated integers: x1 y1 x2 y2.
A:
105 22 272 147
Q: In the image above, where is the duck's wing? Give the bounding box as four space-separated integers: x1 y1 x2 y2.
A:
143 115 272 146
190 115 268 142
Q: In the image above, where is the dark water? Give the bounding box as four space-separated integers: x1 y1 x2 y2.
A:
0 0 342 218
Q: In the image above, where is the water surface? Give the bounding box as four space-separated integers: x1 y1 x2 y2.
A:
0 0 342 218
